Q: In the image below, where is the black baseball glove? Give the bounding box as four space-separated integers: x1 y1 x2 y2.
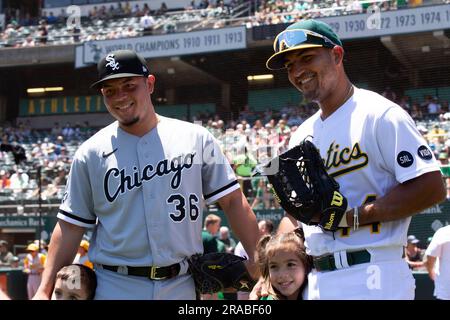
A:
188 252 256 294
258 139 349 232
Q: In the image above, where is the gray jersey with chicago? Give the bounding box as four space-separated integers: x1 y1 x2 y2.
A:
57 116 239 267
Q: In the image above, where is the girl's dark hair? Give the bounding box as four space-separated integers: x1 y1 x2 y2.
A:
256 229 311 300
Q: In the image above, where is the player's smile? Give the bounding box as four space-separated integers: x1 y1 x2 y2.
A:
114 101 135 115
298 73 317 91
110 99 139 125
299 72 315 85
115 102 134 110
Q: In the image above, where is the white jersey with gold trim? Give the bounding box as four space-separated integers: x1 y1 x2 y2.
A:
289 87 440 259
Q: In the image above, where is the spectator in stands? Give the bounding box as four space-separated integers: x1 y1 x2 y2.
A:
428 96 442 117
251 176 271 210
21 34 36 47
0 240 14 267
410 103 424 121
217 119 225 134
142 3 151 15
89 6 98 19
57 9 66 24
47 12 58 24
399 95 411 111
23 243 46 299
122 25 138 38
382 86 397 102
123 2 132 15
276 118 290 135
27 177 58 201
51 122 62 137
349 0 363 14
187 0 197 10
107 5 116 19
53 135 65 156
62 122 74 139
157 2 169 15
37 19 48 45
140 12 156 35
232 146 257 197
163 21 176 34
98 6 108 20
202 214 226 300
9 167 29 196
19 12 35 26
405 235 425 270
0 169 10 188
73 240 93 269
420 95 432 115
202 214 226 254
219 226 237 254
10 256 20 268
287 108 305 127
53 167 67 187
36 240 48 255
72 24 81 43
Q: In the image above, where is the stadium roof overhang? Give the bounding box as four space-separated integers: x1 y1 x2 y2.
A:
381 29 450 71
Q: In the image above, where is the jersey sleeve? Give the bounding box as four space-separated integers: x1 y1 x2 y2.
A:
376 106 441 184
201 131 239 204
57 148 97 228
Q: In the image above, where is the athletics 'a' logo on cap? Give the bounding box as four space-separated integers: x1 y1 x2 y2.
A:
105 53 120 71
279 40 288 51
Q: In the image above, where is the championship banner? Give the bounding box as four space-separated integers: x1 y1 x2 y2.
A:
325 3 450 39
79 26 246 66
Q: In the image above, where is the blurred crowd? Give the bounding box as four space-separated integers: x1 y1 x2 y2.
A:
0 0 240 47
2 87 450 210
2 0 447 48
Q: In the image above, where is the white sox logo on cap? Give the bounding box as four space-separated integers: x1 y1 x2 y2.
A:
105 54 120 71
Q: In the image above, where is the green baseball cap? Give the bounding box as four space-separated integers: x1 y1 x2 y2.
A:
266 19 343 70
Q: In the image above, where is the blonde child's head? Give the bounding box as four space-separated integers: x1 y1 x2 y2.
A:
257 229 311 300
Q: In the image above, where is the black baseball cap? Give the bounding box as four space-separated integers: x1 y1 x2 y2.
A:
90 50 150 89
266 19 342 70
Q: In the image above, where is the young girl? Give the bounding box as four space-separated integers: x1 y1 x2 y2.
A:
257 228 311 300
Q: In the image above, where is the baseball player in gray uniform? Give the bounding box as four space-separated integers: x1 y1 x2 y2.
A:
34 50 259 300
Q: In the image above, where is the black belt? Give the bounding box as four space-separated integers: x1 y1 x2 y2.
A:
101 263 181 280
313 250 371 272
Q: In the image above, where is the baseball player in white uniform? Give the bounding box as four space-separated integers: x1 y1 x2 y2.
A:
34 50 259 300
262 20 446 299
